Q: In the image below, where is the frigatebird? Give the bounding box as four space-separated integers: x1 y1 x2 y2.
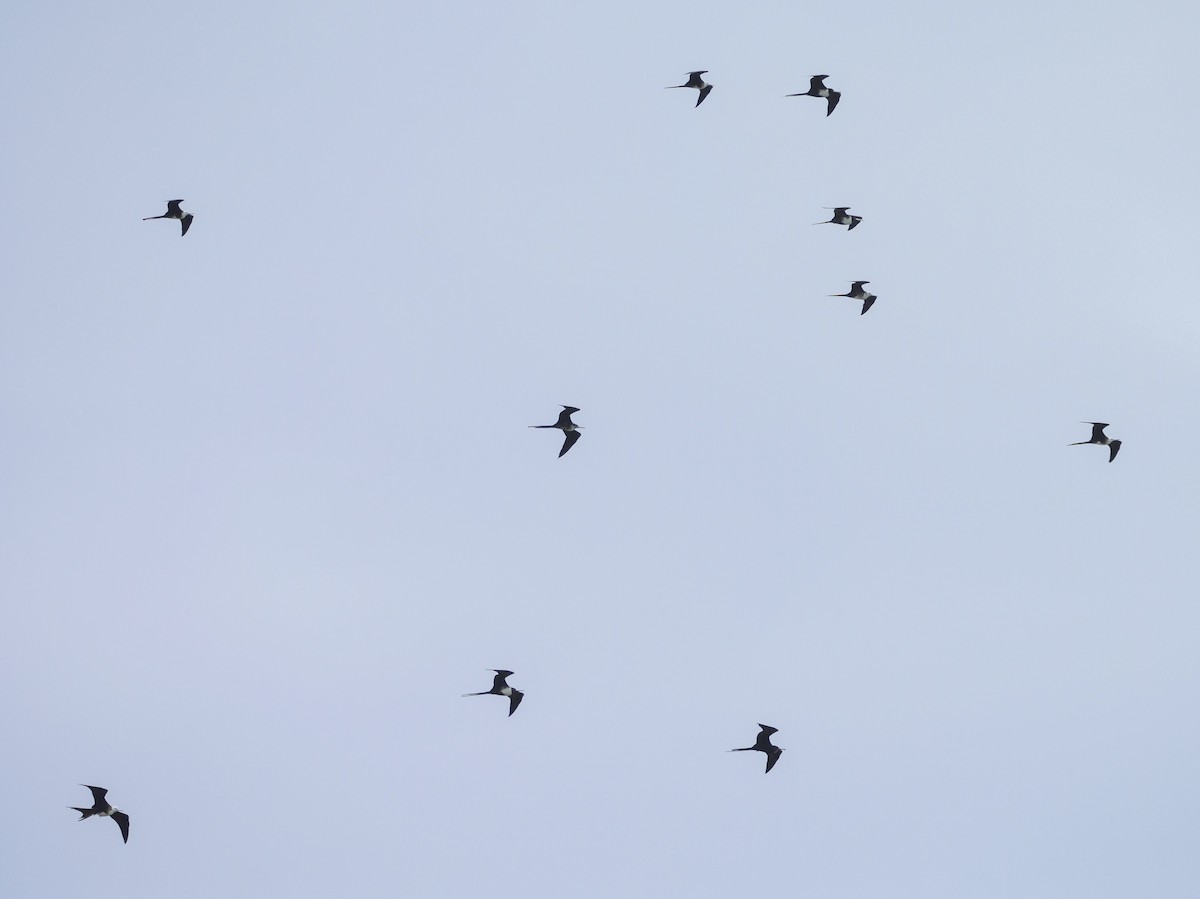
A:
70 785 129 843
829 281 877 315
787 75 841 116
463 670 524 717
667 71 713 107
143 199 194 236
730 724 784 773
814 207 862 231
529 405 582 457
1070 422 1122 462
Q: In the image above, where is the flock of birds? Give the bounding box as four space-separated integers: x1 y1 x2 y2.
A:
668 72 874 315
663 69 1124 460
74 68 1128 849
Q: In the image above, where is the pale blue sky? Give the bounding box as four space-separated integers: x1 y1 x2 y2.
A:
3 1 1199 897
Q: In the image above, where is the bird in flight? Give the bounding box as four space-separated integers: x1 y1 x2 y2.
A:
814 207 862 231
730 724 784 773
70 785 129 843
829 281 877 315
1070 422 1122 462
143 199 194 236
529 405 582 457
667 71 713 107
463 670 524 717
787 75 841 116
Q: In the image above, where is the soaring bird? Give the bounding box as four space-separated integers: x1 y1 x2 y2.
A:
814 207 862 231
829 280 877 315
70 785 129 843
143 199 194 236
463 670 524 717
730 724 784 773
529 405 582 457
1070 422 1122 462
787 75 841 116
666 71 713 107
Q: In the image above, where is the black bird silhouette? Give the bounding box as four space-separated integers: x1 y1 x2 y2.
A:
143 199 194 236
787 75 841 116
463 670 524 716
829 280 877 315
666 70 713 107
1070 422 1122 462
70 785 129 843
730 724 784 773
529 405 582 457
814 207 862 231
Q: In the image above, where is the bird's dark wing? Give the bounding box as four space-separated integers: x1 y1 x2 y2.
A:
847 216 861 231
826 91 841 115
852 281 869 291
696 84 713 106
491 671 512 691
555 408 578 428
810 75 828 90
764 748 782 773
559 430 581 457
180 213 193 236
754 732 777 751
508 689 524 716
111 811 130 843
861 295 876 315
1109 440 1121 462
1089 422 1110 441
166 199 184 216
85 785 109 805
832 207 850 217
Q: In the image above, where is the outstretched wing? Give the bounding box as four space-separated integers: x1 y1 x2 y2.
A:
166 199 185 216
559 430 581 457
508 689 524 716
826 91 841 115
84 785 109 805
180 213 194 236
764 747 782 773
861 295 876 315
809 75 828 91
111 811 130 843
696 84 713 106
1108 440 1121 462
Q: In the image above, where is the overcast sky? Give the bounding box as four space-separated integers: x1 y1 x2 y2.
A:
3 1 1199 897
